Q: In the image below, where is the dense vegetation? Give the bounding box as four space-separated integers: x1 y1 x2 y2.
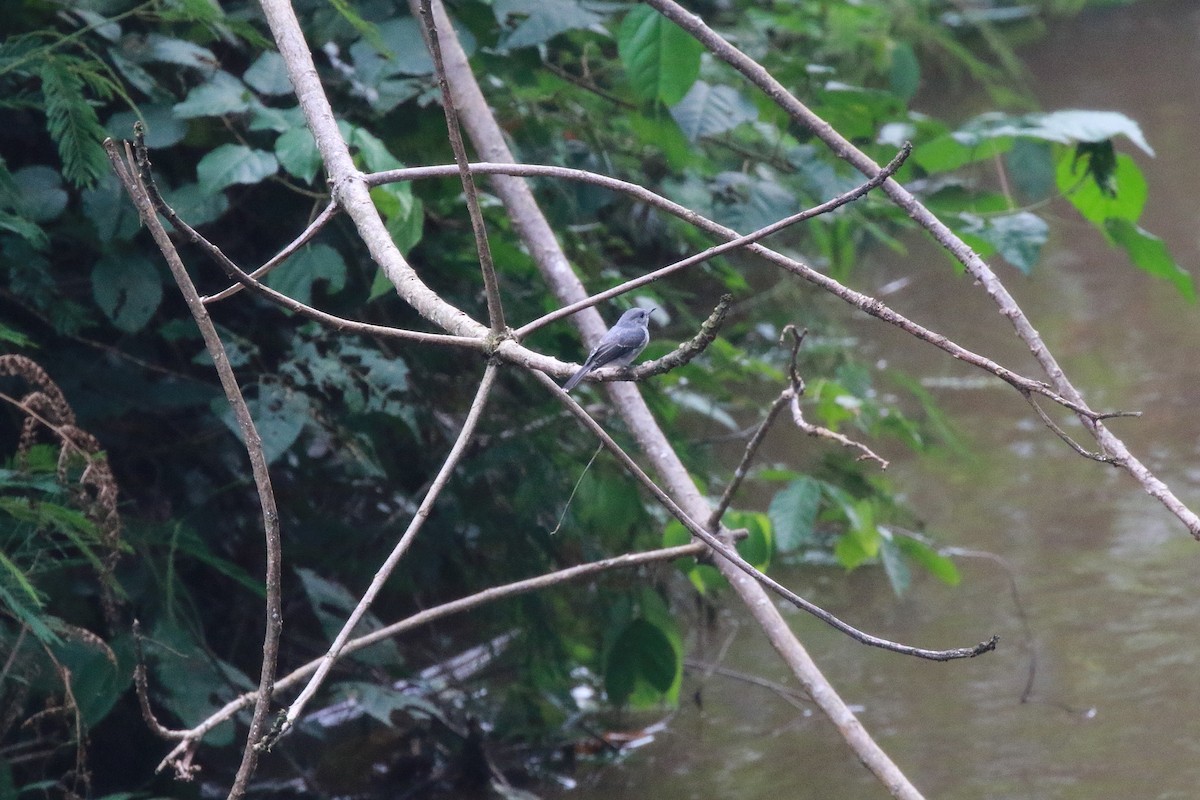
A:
0 0 1176 797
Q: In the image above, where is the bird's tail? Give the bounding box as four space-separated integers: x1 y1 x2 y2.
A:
562 364 590 392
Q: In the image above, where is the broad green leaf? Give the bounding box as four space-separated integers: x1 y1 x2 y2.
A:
160 181 229 227
604 618 678 704
768 476 822 553
1004 139 1055 200
895 535 960 586
1027 109 1154 156
196 144 279 193
618 6 702 105
495 0 605 50
296 567 401 666
665 387 739 430
275 126 322 183
726 510 772 570
333 682 442 725
264 243 347 306
13 166 67 223
50 632 125 727
173 71 252 118
913 132 1012 173
956 211 1048 275
1104 219 1195 301
669 81 757 142
105 104 187 148
244 51 292 95
91 254 162 333
1056 150 1146 224
628 112 692 169
217 382 310 464
141 34 218 71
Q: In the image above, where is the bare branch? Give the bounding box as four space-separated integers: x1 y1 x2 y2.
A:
368 161 1109 420
104 133 283 800
417 0 506 332
710 392 790 526
515 144 911 338
203 201 339 304
268 362 500 747
154 540 708 775
784 326 889 469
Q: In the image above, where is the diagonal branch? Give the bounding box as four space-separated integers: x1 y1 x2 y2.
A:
515 144 911 338
417 0 506 332
368 161 1117 422
538 370 993 661
203 200 340 304
643 0 1200 538
104 135 283 800
267 362 500 746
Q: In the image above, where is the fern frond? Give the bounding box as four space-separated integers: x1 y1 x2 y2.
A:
39 55 108 187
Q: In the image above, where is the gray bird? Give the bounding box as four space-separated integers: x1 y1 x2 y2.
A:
562 307 654 392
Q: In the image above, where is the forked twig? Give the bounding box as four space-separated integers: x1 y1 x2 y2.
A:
540 371 994 661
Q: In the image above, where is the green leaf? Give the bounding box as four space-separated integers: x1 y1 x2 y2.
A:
196 144 279 193
105 104 187 148
669 81 757 142
1056 149 1146 224
768 476 822 553
217 382 310 465
264 243 347 306
618 6 702 105
160 181 230 227
604 618 678 705
333 682 442 725
13 166 67 223
275 126 322 183
956 211 1048 275
173 70 252 118
726 510 772 571
91 254 163 333
244 51 292 95
50 632 125 728
888 41 920 100
1104 219 1195 301
296 567 401 666
495 0 605 50
141 34 218 71
894 535 960 586
1027 109 1154 156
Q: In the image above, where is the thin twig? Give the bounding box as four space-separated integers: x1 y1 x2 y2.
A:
710 392 790 527
203 201 340 304
154 540 708 775
516 144 911 338
105 132 284 800
784 326 889 468
368 161 1112 421
418 0 506 333
538 371 993 661
268 362 500 747
131 620 189 742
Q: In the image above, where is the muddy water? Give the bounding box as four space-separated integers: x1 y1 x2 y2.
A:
549 2 1200 798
